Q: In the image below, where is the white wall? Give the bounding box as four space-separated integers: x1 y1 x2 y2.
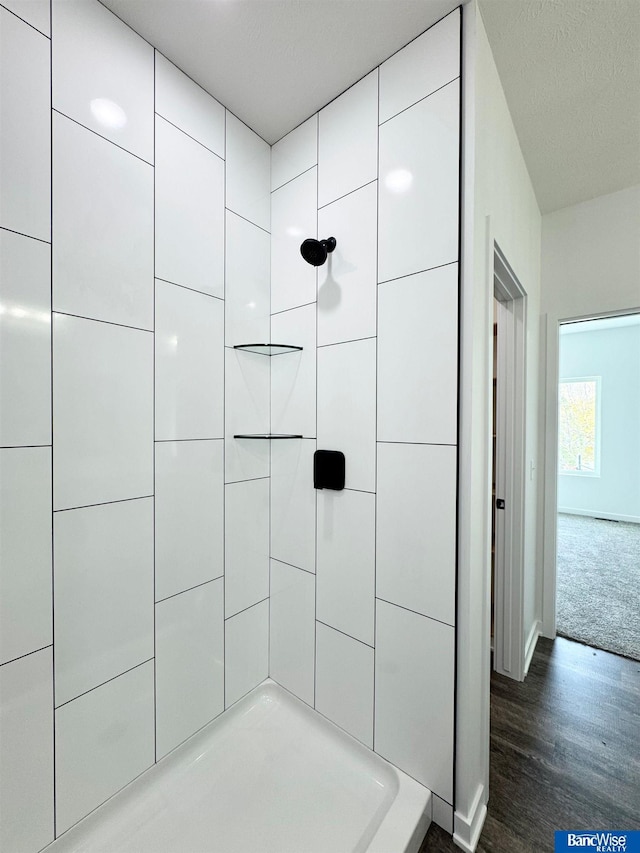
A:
268 9 461 831
474 7 542 653
455 3 542 848
0 1 270 848
539 185 640 634
541 185 640 321
558 322 640 521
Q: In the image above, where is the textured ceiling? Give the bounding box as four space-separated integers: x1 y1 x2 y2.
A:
100 0 459 144
100 0 640 213
478 0 640 213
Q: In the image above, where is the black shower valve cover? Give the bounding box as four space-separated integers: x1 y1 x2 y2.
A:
313 450 345 491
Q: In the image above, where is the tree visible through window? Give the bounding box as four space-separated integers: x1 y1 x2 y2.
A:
558 378 600 474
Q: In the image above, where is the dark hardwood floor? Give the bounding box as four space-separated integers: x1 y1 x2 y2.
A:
419 636 640 852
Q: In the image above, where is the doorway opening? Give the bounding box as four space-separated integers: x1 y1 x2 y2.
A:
491 244 527 681
555 313 640 661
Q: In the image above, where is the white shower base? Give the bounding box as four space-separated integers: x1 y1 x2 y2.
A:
48 679 432 853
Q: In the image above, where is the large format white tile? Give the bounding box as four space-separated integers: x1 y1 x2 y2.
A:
0 7 50 241
225 600 269 708
377 265 458 445
0 229 51 447
53 113 154 330
379 10 460 124
155 579 224 759
271 115 317 191
0 448 51 665
225 479 269 617
155 52 224 157
378 80 459 283
269 560 315 706
1 0 50 35
225 347 270 483
225 211 270 346
0 648 54 853
315 622 374 748
54 498 154 706
317 489 375 646
432 795 454 833
271 439 316 574
226 113 270 231
155 116 224 298
155 440 224 602
317 338 376 493
318 70 378 208
271 304 316 438
55 661 155 834
375 600 454 801
52 0 153 162
270 167 317 315
155 280 224 441
317 182 377 346
376 442 456 626
53 314 153 510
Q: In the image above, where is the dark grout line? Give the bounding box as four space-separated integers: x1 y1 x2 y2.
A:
155 437 223 444
54 658 154 710
270 556 315 576
0 443 52 450
54 495 154 513
316 619 375 651
155 575 223 606
452 10 463 810
377 260 458 286
373 65 380 753
376 596 455 630
155 112 224 161
49 15 56 835
0 2 49 38
271 164 316 195
317 335 376 350
224 596 270 622
52 109 154 167
225 207 271 236
0 225 51 245
270 301 317 318
152 48 157 767
378 76 460 128
222 106 227 713
377 440 457 447
155 277 224 302
0 643 53 669
52 310 153 334
317 178 378 212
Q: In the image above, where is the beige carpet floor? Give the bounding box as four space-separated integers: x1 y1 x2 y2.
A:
556 513 640 660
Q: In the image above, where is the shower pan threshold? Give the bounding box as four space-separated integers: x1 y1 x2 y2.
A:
47 679 432 853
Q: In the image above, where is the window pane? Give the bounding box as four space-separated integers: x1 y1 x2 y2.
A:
558 380 598 473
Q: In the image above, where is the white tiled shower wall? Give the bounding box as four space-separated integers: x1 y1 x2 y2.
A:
268 7 460 823
0 1 460 850
1 1 271 848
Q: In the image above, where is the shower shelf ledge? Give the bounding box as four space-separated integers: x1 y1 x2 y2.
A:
233 343 302 356
234 433 303 440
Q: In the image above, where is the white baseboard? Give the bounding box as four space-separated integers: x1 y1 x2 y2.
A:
524 620 541 676
558 507 640 524
453 783 487 852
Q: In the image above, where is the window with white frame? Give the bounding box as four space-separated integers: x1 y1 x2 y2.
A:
558 377 601 475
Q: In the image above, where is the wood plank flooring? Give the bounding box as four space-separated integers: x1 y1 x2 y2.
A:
419 636 640 852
